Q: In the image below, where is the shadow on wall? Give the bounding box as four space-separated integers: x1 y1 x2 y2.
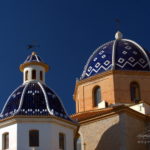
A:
95 115 148 150
95 123 120 150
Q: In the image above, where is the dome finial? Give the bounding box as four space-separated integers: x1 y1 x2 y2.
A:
32 51 36 55
115 31 123 40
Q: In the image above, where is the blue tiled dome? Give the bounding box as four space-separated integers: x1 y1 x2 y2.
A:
81 32 150 80
0 82 71 121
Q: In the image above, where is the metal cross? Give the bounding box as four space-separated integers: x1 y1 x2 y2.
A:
27 41 40 51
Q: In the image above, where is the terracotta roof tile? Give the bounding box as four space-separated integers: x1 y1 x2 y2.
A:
71 105 126 122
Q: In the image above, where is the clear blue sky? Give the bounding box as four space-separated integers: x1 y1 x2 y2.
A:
0 0 150 114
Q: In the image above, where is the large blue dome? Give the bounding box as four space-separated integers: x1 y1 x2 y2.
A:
0 82 71 121
81 32 150 80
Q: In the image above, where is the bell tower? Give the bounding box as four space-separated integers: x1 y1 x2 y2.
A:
74 31 150 113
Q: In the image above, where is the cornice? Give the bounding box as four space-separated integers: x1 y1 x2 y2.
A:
20 62 49 72
0 115 78 129
73 70 114 100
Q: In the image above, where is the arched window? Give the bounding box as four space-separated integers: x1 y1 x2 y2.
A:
29 130 39 147
40 71 43 81
59 133 65 150
130 82 141 102
32 70 36 80
93 86 101 107
3 132 9 149
25 71 28 81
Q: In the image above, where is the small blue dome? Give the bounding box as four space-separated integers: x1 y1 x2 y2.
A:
81 33 150 80
24 52 43 63
0 82 71 121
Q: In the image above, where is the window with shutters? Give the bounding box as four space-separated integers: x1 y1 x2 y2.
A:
59 133 65 150
3 132 9 149
29 130 39 147
93 86 101 107
130 82 141 102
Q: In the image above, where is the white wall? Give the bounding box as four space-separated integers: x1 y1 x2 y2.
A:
50 122 74 150
17 120 75 150
98 101 106 109
130 103 150 115
0 124 17 150
0 118 76 150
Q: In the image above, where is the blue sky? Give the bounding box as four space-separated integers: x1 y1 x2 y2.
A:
0 0 150 114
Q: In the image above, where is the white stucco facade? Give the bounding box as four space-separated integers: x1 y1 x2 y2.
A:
130 102 150 115
0 117 77 150
0 122 17 150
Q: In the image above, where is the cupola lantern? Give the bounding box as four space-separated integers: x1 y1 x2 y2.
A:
19 52 49 84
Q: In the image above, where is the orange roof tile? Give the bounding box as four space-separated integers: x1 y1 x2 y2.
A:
70 105 148 123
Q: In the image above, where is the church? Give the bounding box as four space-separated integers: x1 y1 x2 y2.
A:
0 31 150 150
